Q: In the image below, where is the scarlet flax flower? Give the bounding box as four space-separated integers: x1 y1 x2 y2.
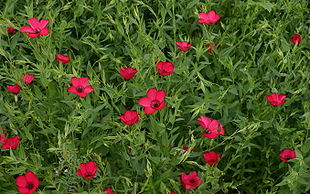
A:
180 171 203 190
182 146 189 151
156 61 174 76
6 84 21 94
279 149 296 162
7 27 18 34
56 54 71 64
264 93 286 106
16 171 40 194
23 75 35 85
1 136 20 150
20 18 49 38
67 77 94 97
103 188 115 194
119 67 138 80
197 116 225 139
203 151 221 165
205 43 218 53
197 11 220 25
290 34 302 44
120 110 139 125
138 88 166 114
76 161 97 179
176 41 192 51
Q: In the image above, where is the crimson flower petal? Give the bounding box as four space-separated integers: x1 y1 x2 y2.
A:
144 107 156 114
138 97 152 107
20 26 35 33
27 33 39 38
39 28 49 35
28 18 40 29
38 19 49 29
16 176 27 187
79 77 89 87
146 88 157 100
83 86 94 94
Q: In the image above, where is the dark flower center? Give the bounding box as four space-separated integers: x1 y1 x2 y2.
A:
189 179 196 184
34 29 41 33
27 183 34 189
151 100 160 108
284 155 291 160
77 86 84 93
85 173 92 177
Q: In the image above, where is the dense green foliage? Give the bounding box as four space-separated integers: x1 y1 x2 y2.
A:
0 0 309 193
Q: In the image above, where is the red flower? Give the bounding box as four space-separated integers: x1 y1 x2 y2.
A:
103 188 115 194
197 11 220 25
180 171 203 190
138 88 166 114
23 75 35 85
67 77 94 97
56 54 70 64
279 149 296 162
120 110 139 125
119 67 138 80
20 18 49 38
1 136 20 150
0 133 7 143
182 146 189 151
176 41 192 51
156 61 174 76
264 93 286 106
7 27 18 34
197 116 225 139
205 43 218 53
170 192 177 194
6 84 21 94
290 34 302 44
202 151 221 165
76 161 97 179
16 171 40 194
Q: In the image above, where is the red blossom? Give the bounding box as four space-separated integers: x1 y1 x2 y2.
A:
7 27 18 34
156 61 174 76
170 192 177 194
120 110 139 125
1 136 20 150
119 67 138 80
203 151 221 165
76 161 97 179
67 77 94 97
176 41 192 51
279 149 296 162
138 88 166 114
20 18 49 38
180 171 203 190
265 93 286 106
56 54 71 64
16 171 40 194
182 146 189 151
197 116 225 139
290 34 302 44
6 84 21 94
23 75 35 85
103 188 115 194
205 43 218 53
197 11 220 25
